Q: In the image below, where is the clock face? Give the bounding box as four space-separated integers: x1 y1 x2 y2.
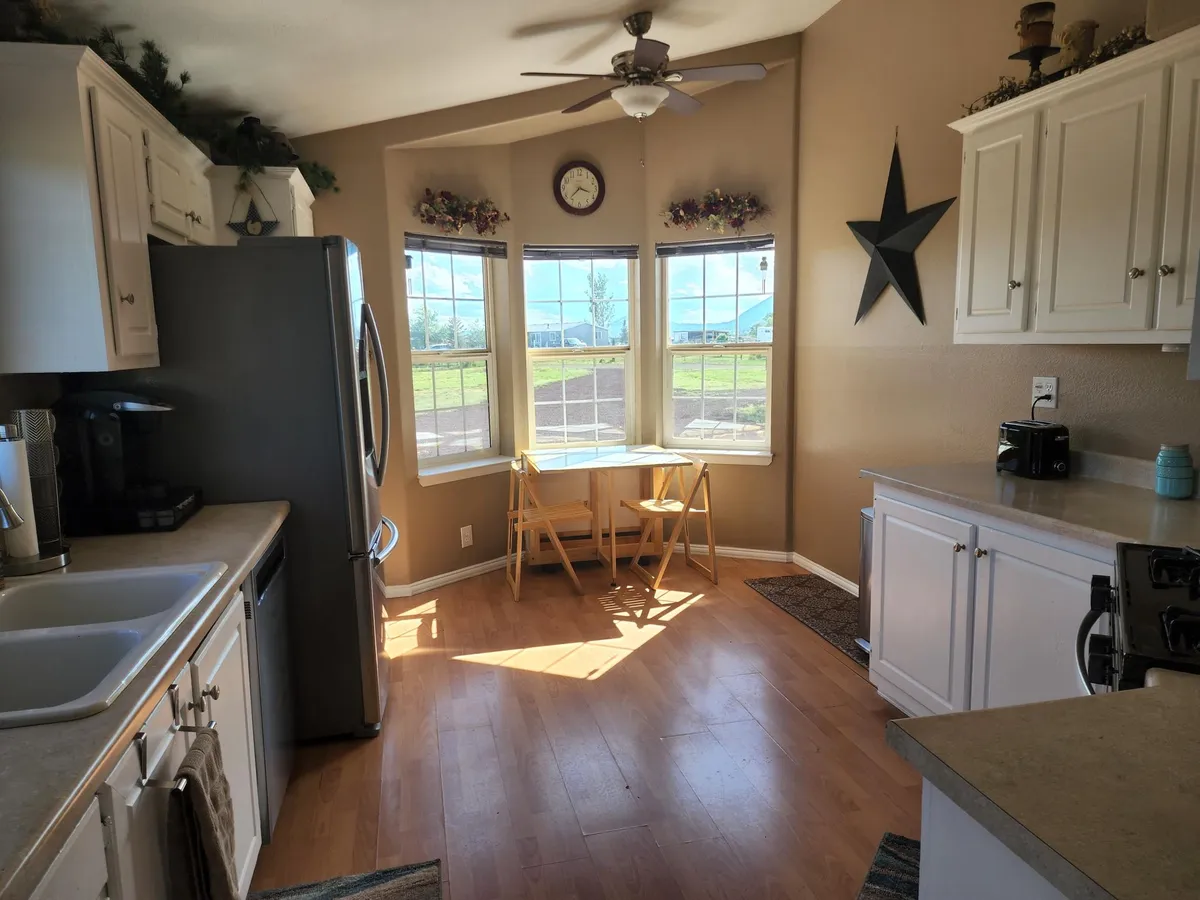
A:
555 161 604 215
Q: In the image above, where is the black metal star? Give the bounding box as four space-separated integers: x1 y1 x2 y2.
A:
848 142 956 325
226 198 279 238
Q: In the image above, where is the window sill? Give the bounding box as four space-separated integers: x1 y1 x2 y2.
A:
677 448 775 467
417 456 514 487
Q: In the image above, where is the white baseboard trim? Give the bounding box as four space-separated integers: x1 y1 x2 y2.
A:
790 551 859 597
672 544 792 562
385 555 507 598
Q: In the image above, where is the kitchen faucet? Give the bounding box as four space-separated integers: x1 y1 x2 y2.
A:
0 486 25 589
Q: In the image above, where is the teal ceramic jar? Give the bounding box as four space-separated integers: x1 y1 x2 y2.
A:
1156 444 1195 500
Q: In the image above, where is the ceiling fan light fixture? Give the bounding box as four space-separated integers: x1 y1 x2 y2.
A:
612 83 669 119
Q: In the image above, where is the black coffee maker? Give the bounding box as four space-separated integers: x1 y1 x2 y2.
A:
54 391 201 535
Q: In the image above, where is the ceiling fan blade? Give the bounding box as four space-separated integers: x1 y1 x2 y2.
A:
512 14 615 38
667 63 767 83
661 84 703 114
633 37 671 70
558 25 623 65
563 88 616 114
522 71 620 78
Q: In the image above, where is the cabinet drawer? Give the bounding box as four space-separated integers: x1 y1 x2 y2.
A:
29 798 107 900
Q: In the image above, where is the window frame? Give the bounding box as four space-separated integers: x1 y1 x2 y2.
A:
523 254 639 450
659 240 775 452
404 245 502 468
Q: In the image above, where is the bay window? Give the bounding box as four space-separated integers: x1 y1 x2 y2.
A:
403 234 504 465
658 238 775 449
523 246 638 446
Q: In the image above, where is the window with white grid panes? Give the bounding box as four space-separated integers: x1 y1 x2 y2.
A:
660 240 774 448
404 242 499 464
523 250 636 446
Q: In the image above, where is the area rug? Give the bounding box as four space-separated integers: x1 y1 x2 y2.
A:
249 860 441 899
744 574 868 668
857 833 920 899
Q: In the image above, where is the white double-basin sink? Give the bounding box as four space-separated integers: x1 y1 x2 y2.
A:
0 563 226 728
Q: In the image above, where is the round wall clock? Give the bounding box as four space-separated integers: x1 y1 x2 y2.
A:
554 160 605 216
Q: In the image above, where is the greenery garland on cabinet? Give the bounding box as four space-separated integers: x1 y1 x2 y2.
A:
0 0 338 194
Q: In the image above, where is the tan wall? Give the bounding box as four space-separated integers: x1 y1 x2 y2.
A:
296 44 799 585
793 0 1200 580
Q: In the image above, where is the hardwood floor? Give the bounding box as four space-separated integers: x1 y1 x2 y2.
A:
250 557 920 899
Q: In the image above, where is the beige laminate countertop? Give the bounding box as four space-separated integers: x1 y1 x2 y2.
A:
0 501 289 900
862 463 1200 548
887 681 1200 900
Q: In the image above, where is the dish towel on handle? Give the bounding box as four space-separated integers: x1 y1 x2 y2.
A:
168 727 239 900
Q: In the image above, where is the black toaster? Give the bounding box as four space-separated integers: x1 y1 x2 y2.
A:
997 420 1070 479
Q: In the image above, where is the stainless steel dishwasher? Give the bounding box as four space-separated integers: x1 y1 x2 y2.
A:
245 530 294 842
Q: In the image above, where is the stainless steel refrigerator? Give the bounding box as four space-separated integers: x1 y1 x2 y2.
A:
104 236 395 741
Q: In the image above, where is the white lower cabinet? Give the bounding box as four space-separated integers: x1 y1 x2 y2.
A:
870 497 975 716
189 593 261 898
29 798 109 900
971 528 1113 709
870 488 1116 717
99 664 197 900
95 591 260 900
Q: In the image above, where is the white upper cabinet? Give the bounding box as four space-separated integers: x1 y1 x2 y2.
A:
951 26 1200 344
1158 54 1200 329
90 86 158 358
955 112 1040 334
1034 70 1168 334
0 43 216 373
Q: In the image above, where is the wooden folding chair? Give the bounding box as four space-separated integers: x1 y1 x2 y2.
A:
621 459 717 591
505 459 590 601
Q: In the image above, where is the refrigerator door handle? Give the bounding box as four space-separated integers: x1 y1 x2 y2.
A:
373 515 398 567
363 301 391 487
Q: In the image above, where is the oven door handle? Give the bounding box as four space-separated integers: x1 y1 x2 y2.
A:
1076 607 1104 695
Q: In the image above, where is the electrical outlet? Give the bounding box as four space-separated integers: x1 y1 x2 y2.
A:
1032 376 1059 410
460 525 473 549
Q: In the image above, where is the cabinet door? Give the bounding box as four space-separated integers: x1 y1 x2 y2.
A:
291 192 314 237
955 112 1039 334
1157 54 1200 331
187 167 216 245
1034 69 1169 333
99 666 195 900
871 497 975 716
145 132 192 238
29 798 108 900
191 593 260 898
971 528 1113 709
89 88 157 358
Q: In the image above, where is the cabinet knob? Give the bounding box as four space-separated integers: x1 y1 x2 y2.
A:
194 214 204 225
953 542 965 553
1007 280 1022 290
119 292 135 305
1159 265 1177 277
975 548 988 559
202 684 221 702
1128 267 1146 280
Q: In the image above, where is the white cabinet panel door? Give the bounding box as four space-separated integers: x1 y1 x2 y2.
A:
89 87 156 358
871 497 975 716
28 798 108 900
955 112 1039 334
190 593 260 899
187 168 216 245
1157 54 1200 331
971 528 1113 709
100 666 195 900
146 131 191 238
1034 69 1168 333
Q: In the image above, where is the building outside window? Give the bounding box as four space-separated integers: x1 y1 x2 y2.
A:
403 234 504 465
523 246 638 446
658 237 775 449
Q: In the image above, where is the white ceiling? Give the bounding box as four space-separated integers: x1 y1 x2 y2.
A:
78 0 839 136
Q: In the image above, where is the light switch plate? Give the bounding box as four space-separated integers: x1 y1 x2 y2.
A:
460 525 473 548
1032 376 1059 410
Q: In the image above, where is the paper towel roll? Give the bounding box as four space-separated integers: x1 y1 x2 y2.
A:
0 434 39 558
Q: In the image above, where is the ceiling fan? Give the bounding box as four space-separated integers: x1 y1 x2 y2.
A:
519 11 767 120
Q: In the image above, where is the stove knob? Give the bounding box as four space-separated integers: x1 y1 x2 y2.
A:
1090 574 1114 612
1053 460 1067 473
1087 634 1115 686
